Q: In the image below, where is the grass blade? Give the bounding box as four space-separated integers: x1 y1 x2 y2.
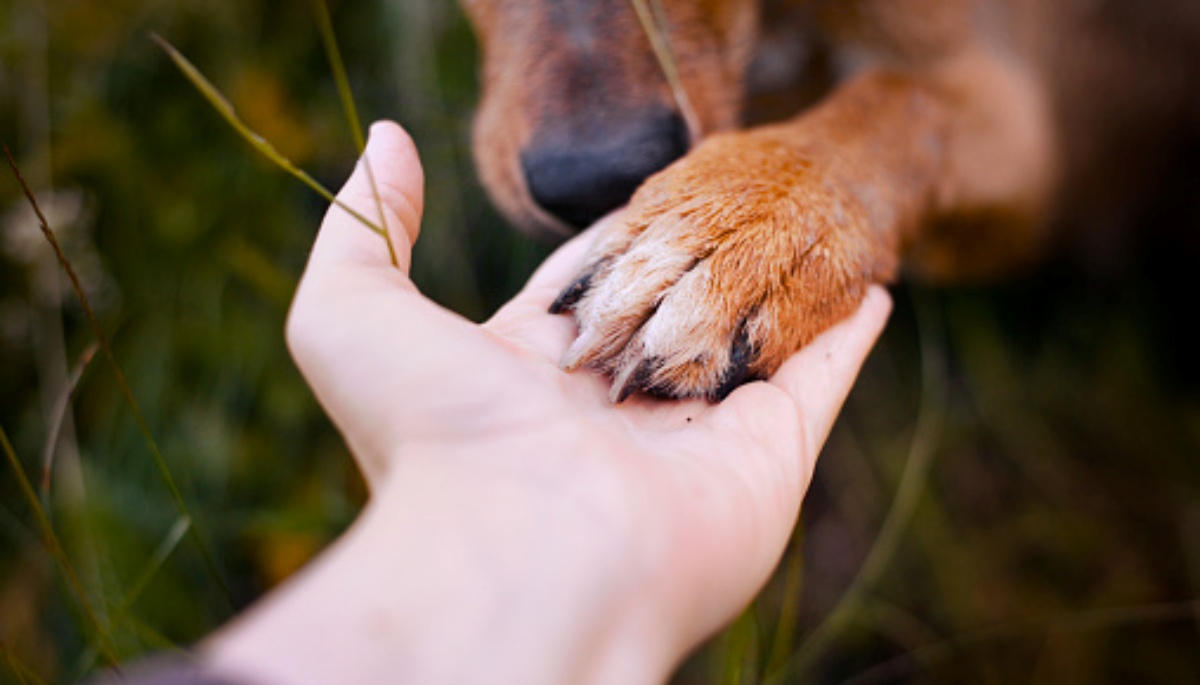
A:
308 0 399 267
39 341 98 503
841 599 1200 685
629 0 701 141
3 145 231 606
76 516 192 675
1 425 119 667
124 617 185 655
2 641 51 685
766 294 948 684
765 532 807 675
115 516 192 623
720 606 761 685
151 33 397 266
311 0 365 154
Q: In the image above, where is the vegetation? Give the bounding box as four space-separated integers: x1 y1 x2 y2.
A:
2 1 1198 683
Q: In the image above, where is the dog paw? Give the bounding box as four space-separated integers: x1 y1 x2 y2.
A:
551 132 892 401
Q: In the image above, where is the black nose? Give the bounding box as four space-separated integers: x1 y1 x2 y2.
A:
520 110 689 230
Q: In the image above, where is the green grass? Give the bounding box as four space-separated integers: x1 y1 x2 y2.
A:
2 1 1199 683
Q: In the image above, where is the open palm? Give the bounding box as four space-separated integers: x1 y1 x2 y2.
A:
285 121 891 657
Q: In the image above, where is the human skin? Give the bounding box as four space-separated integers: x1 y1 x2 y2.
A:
201 121 891 685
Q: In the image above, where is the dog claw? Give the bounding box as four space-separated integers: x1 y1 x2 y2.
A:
610 357 658 403
560 341 588 372
549 271 595 314
713 327 761 401
561 328 605 371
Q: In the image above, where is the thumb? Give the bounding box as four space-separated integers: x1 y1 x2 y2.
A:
307 120 425 275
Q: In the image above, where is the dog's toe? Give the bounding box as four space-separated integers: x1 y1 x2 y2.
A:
550 131 889 401
598 258 753 400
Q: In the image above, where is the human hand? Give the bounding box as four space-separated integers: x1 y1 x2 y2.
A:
208 121 891 685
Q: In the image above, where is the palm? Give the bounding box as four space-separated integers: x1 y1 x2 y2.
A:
287 122 890 647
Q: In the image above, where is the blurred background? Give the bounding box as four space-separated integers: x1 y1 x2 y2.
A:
1 1 1197 683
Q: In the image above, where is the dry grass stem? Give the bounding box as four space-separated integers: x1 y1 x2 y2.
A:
1 425 120 668
3 145 230 604
151 33 399 267
39 341 97 500
310 0 400 267
629 0 702 141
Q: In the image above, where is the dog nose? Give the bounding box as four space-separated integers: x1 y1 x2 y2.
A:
521 111 689 230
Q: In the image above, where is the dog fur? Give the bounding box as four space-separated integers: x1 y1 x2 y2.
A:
461 0 1200 400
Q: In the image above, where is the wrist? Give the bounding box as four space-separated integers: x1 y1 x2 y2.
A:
368 451 675 685
204 441 679 685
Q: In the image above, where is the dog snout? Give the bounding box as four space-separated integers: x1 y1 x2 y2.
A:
520 110 689 230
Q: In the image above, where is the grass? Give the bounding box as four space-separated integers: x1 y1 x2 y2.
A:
629 0 701 141
150 33 395 265
2 0 1199 683
4 144 226 606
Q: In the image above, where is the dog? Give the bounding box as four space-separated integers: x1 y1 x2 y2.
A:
460 0 1200 401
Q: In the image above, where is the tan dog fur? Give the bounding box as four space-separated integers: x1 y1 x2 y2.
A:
461 0 1200 400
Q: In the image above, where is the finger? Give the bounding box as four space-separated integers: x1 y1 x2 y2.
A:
286 122 467 480
768 285 893 457
306 120 424 276
483 212 612 361
289 120 432 386
676 286 891 629
703 286 891 499
289 120 432 366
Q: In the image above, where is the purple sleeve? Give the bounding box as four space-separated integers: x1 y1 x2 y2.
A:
88 656 258 685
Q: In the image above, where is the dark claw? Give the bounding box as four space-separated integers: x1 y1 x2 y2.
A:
549 271 595 314
713 326 762 401
641 378 683 400
612 357 660 403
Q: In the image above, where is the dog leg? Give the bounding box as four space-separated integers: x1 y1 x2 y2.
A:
554 52 1055 401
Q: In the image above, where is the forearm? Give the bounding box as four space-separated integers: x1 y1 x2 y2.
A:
202 452 674 685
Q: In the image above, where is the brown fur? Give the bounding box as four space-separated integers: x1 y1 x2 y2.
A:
461 0 1200 400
